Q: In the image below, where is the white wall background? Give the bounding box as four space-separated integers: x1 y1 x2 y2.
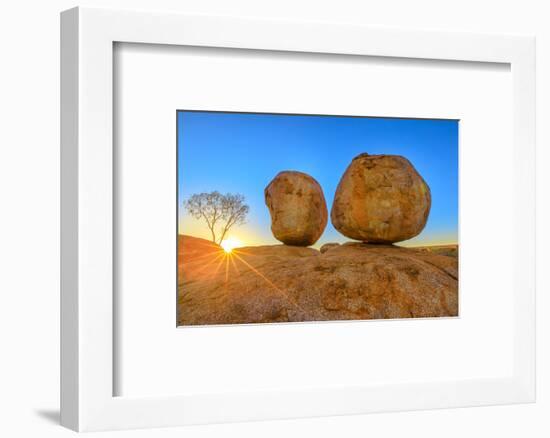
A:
0 1 547 437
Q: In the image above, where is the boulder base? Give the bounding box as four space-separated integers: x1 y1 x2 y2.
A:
178 235 458 325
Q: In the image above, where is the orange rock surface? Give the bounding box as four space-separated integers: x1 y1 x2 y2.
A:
265 171 328 246
331 153 431 243
177 236 458 326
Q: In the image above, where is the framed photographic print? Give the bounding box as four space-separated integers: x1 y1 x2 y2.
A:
61 7 535 432
176 111 459 326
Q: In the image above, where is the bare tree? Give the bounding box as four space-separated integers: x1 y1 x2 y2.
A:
184 191 249 244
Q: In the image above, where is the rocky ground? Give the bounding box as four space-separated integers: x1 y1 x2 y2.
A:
408 244 458 258
177 235 458 326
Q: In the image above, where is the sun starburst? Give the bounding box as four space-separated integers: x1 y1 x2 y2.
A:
220 237 242 253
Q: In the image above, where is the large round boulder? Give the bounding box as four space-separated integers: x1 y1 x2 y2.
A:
265 171 328 246
331 153 431 243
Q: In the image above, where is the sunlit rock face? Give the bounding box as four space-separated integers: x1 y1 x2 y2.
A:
177 240 458 325
265 171 328 246
331 153 431 244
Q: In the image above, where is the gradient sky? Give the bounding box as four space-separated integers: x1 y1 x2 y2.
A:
177 110 458 248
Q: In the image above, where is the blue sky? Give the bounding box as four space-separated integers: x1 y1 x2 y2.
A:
177 110 458 247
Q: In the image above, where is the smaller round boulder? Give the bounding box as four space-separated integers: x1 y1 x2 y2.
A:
265 171 328 246
331 153 431 243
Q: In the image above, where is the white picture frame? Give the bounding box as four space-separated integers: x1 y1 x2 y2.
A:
60 6 536 432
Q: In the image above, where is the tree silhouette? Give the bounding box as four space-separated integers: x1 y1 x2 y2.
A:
184 191 249 244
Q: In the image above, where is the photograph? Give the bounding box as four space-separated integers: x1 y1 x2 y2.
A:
177 110 458 326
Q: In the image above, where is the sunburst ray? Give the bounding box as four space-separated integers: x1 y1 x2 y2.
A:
231 252 306 315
